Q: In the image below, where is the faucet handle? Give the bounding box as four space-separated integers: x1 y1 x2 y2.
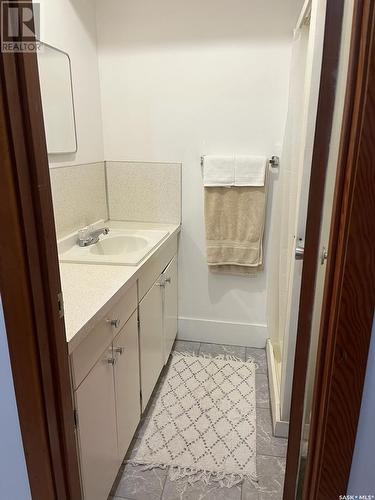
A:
78 226 90 241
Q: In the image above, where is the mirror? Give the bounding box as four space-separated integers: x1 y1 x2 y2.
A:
37 42 77 154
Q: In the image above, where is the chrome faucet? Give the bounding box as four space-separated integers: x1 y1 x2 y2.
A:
77 226 110 247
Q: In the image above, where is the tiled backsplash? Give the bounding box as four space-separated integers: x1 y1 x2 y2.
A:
50 162 107 238
106 161 181 225
50 161 181 238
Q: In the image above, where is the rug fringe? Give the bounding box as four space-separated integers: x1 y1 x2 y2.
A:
172 350 259 369
127 460 258 489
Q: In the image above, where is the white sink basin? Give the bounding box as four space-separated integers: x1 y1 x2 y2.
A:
59 228 169 266
90 235 148 256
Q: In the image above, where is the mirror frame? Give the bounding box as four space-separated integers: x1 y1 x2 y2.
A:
38 41 78 155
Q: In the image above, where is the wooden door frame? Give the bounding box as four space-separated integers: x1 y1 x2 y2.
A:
284 0 375 498
303 0 375 497
0 1 82 498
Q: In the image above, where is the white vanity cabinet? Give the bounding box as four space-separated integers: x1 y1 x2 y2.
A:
139 280 164 411
71 284 140 500
69 232 179 499
75 347 119 500
139 255 178 410
163 255 178 364
74 311 140 500
113 311 141 460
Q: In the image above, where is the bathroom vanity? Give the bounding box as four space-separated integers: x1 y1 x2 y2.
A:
60 221 180 500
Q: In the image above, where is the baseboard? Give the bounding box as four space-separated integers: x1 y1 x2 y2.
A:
177 317 268 348
266 339 289 438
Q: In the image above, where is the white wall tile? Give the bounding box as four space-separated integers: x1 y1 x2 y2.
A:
106 162 181 224
50 162 107 238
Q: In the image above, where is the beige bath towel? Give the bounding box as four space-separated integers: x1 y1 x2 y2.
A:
204 183 267 275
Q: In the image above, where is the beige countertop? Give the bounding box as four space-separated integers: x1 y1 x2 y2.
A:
59 221 180 353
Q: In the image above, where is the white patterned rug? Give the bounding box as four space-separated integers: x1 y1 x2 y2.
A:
130 353 257 488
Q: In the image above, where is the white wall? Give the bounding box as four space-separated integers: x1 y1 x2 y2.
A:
96 0 298 346
0 299 31 500
348 315 375 494
37 0 104 168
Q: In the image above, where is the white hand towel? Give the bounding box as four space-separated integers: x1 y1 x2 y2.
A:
203 155 235 187
235 155 267 187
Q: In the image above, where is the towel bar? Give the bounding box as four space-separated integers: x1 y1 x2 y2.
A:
200 155 280 168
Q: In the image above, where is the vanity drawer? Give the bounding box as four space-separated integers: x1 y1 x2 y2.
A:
138 234 177 300
70 283 137 389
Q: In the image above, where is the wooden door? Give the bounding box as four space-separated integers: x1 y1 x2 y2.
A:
163 256 178 364
139 280 164 411
113 311 141 460
75 347 118 500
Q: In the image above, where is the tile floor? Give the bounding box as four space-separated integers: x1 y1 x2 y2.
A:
109 341 287 500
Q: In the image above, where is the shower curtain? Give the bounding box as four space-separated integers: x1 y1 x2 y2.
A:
277 27 309 359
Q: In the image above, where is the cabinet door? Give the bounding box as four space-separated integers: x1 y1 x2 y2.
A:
163 256 178 363
113 311 141 460
139 280 164 411
75 347 119 500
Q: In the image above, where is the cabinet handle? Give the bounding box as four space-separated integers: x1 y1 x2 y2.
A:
115 347 124 355
106 318 120 328
165 277 171 284
107 358 116 365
